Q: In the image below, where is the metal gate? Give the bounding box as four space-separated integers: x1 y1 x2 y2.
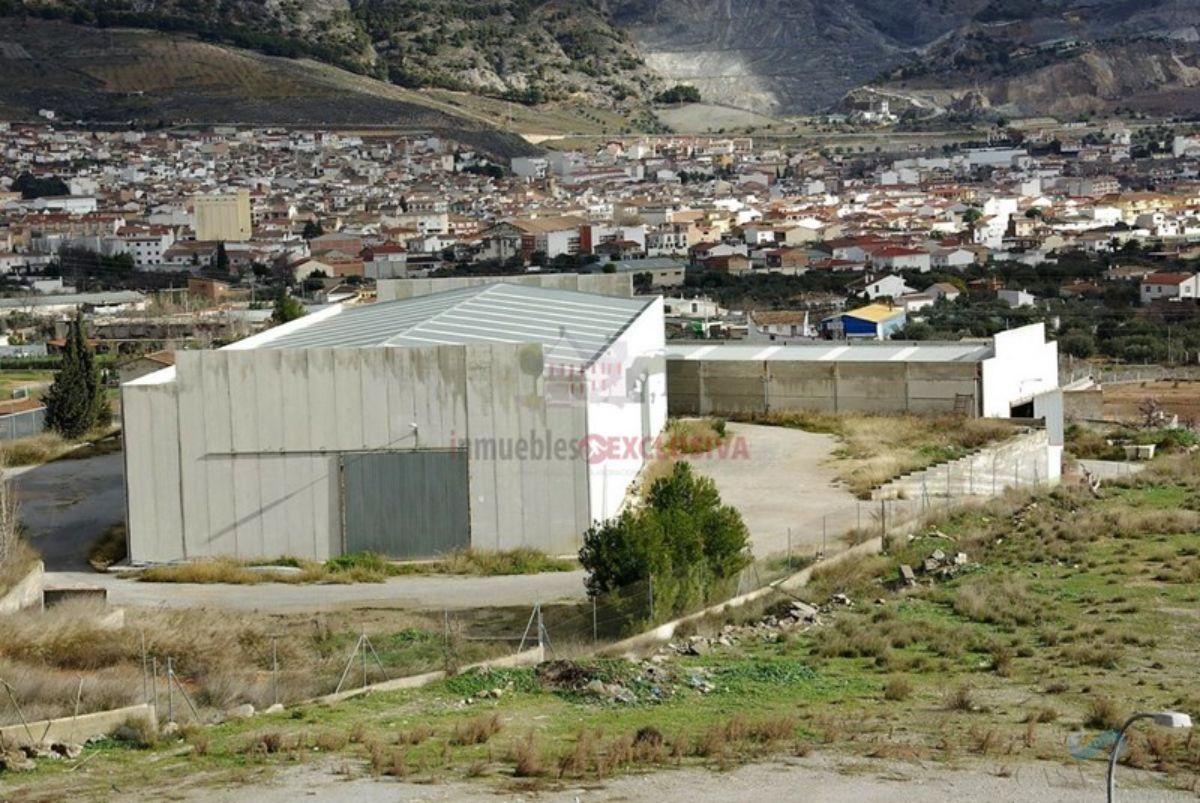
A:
340 450 470 559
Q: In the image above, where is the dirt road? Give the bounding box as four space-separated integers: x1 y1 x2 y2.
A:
683 422 862 559
179 753 1189 802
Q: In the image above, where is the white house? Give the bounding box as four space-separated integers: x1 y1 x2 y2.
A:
998 289 1037 308
109 226 176 270
860 274 915 300
1140 272 1200 305
930 247 975 269
870 246 931 272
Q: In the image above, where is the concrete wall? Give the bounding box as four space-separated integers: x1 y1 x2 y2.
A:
873 429 1060 500
1063 388 1104 421
667 359 980 417
124 343 592 562
981 324 1059 418
585 297 668 522
378 274 633 301
0 560 42 614
0 703 156 748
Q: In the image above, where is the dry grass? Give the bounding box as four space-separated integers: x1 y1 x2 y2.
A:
511 732 546 777
450 713 503 746
88 523 127 571
952 575 1044 629
0 432 69 467
0 538 38 598
945 684 976 712
738 411 1015 498
0 600 505 726
137 558 341 585
883 676 913 701
0 426 120 467
659 418 727 456
136 548 575 585
389 548 575 576
1085 695 1126 731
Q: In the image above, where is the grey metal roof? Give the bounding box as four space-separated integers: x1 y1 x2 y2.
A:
261 283 654 366
665 341 994 364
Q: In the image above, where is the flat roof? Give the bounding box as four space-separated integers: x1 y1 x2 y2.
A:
258 283 654 366
665 341 994 364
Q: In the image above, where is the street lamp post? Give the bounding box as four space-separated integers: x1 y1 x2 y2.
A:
1107 711 1192 803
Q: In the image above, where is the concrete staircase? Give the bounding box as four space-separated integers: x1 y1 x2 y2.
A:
872 429 1054 501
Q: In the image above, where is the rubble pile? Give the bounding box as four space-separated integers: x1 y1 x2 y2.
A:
0 741 83 773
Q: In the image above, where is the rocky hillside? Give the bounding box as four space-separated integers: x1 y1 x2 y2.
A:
0 20 542 157
3 0 661 108
608 0 1200 113
3 0 1200 117
865 22 1200 118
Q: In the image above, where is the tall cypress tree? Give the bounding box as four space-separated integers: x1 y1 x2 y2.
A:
44 310 105 439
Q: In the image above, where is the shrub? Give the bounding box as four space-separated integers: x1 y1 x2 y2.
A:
952 574 1042 628
451 713 502 745
511 732 545 777
579 462 750 623
1085 695 1125 731
883 676 913 701
113 715 159 749
945 684 975 712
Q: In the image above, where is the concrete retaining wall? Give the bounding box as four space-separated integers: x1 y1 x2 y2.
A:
378 274 633 302
0 560 43 614
314 646 545 705
1064 388 1104 422
873 429 1060 501
0 703 155 748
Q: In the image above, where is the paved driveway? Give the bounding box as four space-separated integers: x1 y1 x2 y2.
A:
683 422 863 560
10 452 125 571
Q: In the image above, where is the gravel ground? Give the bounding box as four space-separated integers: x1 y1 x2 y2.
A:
683 422 862 559
179 752 1191 802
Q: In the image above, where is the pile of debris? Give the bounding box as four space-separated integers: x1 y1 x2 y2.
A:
896 548 970 587
0 741 82 773
532 659 679 705
661 599 823 660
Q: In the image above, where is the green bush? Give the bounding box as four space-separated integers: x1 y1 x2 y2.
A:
579 463 751 623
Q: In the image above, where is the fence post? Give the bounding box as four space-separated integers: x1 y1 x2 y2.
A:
361 629 369 689
648 575 655 622
140 630 148 704
592 597 598 645
536 604 545 657
166 657 175 724
151 657 158 718
271 635 279 708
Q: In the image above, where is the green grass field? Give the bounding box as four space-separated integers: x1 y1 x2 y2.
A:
5 453 1198 797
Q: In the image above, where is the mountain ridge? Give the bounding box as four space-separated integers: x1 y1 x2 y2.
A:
4 0 1200 119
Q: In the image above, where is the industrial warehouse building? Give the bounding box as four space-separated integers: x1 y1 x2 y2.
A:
666 323 1059 421
122 284 666 563
667 323 1064 488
